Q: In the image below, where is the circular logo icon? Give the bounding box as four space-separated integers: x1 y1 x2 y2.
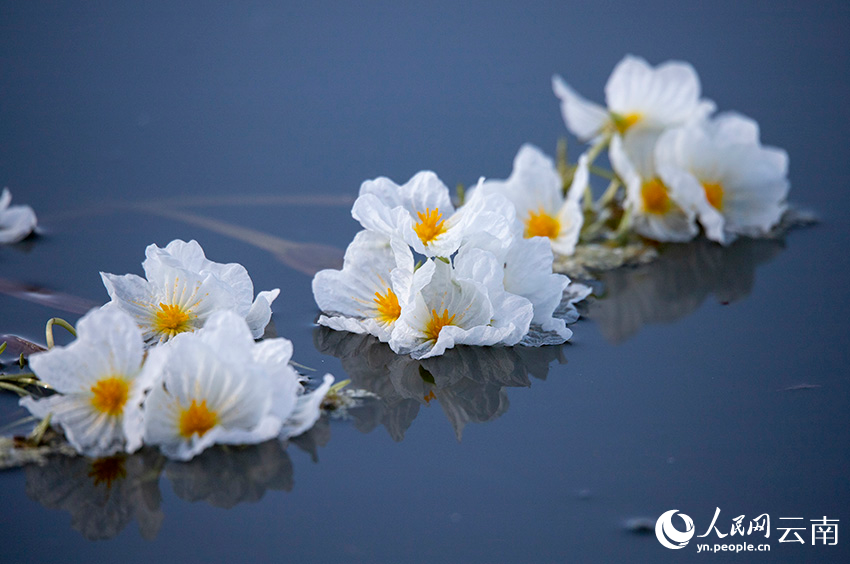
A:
655 509 695 549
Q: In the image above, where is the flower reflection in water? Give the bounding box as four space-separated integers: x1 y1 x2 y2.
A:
23 426 333 539
314 327 567 441
584 236 785 343
25 449 165 540
165 440 293 509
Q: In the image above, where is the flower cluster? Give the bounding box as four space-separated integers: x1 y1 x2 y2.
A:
0 188 37 244
312 171 591 359
553 54 790 245
21 240 332 461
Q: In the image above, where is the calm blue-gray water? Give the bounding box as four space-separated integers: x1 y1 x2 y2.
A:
1 2 848 563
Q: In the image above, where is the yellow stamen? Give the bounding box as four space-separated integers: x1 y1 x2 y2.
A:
154 302 194 338
90 377 129 417
424 390 436 404
612 112 643 134
413 208 448 245
87 456 127 489
179 399 218 439
524 207 561 239
641 178 672 215
423 308 456 342
702 182 724 210
373 287 401 325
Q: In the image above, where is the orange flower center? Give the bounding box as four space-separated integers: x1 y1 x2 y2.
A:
524 207 561 239
612 112 643 134
179 399 218 439
413 208 448 245
702 182 724 210
641 178 672 215
423 308 456 342
90 377 129 417
373 287 401 325
154 302 193 337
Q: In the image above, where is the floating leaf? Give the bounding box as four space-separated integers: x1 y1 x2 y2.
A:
138 207 344 275
0 278 97 314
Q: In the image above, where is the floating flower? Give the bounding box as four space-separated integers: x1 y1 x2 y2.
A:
655 113 789 245
101 239 279 346
610 132 700 242
500 237 580 344
20 308 156 457
312 230 413 342
351 171 514 258
454 232 581 345
475 144 588 256
389 252 533 359
0 188 38 244
142 310 332 461
552 55 715 142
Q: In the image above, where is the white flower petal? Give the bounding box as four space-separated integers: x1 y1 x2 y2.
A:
0 202 38 244
280 374 334 438
552 75 609 141
22 308 147 457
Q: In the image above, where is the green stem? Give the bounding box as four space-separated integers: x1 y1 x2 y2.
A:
581 134 612 213
584 133 611 167
29 414 52 445
589 165 617 182
598 178 622 209
456 183 466 206
613 206 634 240
46 318 77 349
557 138 570 192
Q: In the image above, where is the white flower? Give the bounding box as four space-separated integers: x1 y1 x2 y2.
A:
20 308 155 457
312 230 413 342
351 171 514 258
142 311 332 461
610 132 700 242
0 188 37 244
655 113 790 245
456 233 576 345
552 54 715 142
389 253 533 359
476 144 588 256
101 239 279 346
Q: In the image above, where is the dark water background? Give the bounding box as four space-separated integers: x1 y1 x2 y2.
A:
1 2 848 562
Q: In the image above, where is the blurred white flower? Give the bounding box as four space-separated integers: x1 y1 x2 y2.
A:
610 132 700 242
552 54 715 142
142 311 332 461
20 308 155 457
312 230 413 342
389 254 533 359
0 188 37 244
351 171 514 258
476 144 588 256
101 239 279 346
655 113 789 245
